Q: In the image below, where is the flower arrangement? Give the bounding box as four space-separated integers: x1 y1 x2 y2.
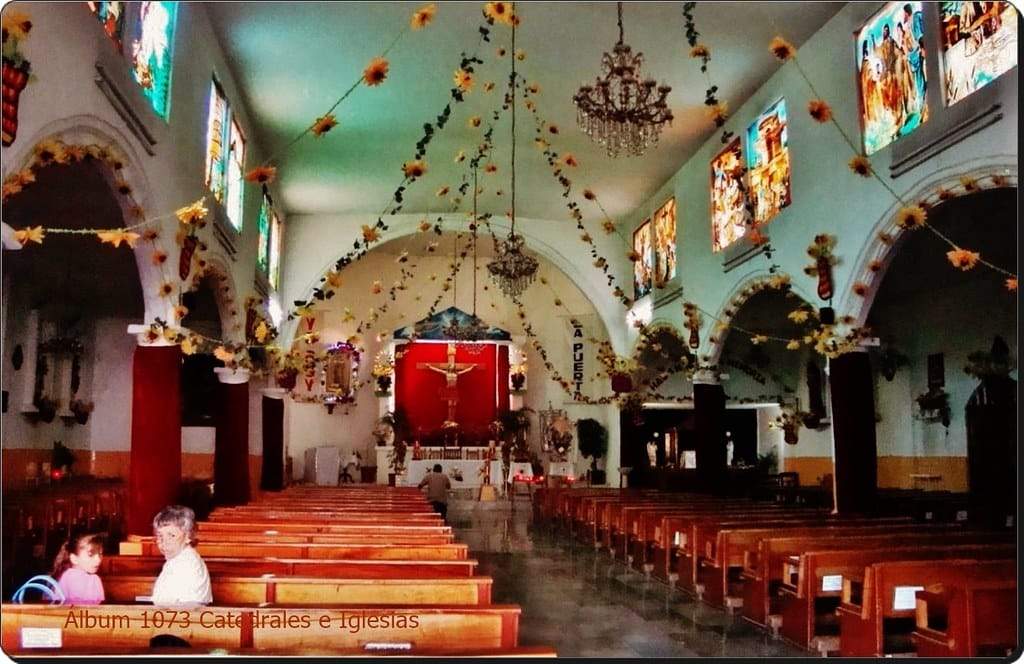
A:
768 407 811 445
372 350 395 394
804 234 839 301
510 362 527 392
68 399 94 425
915 388 951 427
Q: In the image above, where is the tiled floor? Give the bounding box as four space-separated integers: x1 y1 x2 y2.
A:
448 498 810 658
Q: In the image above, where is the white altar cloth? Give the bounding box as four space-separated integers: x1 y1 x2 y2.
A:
403 458 503 488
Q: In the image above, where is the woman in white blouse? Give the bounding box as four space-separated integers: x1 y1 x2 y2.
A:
150 505 212 606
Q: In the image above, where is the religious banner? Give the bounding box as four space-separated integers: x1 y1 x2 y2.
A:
746 98 792 224
394 342 507 442
653 198 677 287
855 2 929 155
569 319 587 401
710 137 749 252
291 310 325 402
632 220 653 300
939 2 1017 106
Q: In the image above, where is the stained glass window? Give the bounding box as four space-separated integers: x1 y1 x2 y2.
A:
939 2 1017 106
710 138 750 252
746 98 792 225
652 198 676 287
257 196 271 276
269 211 284 291
130 1 176 121
204 78 246 231
86 1 125 52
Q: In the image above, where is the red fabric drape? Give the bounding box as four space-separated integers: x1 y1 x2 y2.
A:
498 345 510 412
395 342 507 441
214 381 250 506
260 396 284 492
127 345 182 535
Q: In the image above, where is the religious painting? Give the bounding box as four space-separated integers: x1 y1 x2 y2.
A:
632 220 653 300
939 2 1018 106
130 1 177 121
710 137 749 252
745 99 792 225
87 2 125 52
324 342 359 404
652 198 676 287
855 2 929 155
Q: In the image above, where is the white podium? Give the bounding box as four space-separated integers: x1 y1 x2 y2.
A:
304 446 341 485
547 461 574 478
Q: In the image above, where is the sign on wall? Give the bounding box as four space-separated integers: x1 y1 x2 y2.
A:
569 318 587 402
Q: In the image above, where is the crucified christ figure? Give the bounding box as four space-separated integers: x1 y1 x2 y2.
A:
418 343 480 424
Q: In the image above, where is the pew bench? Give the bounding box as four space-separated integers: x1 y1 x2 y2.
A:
837 558 1015 656
102 574 494 607
776 542 1014 652
101 555 477 578
912 579 1017 657
1 603 522 654
121 541 468 560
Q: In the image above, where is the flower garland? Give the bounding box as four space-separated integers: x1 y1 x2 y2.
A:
767 33 1017 288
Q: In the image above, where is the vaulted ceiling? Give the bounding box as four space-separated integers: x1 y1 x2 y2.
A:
206 2 844 223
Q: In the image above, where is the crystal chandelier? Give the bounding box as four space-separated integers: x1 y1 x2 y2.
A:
488 8 538 298
573 2 673 158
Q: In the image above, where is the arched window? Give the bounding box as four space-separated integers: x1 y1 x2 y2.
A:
129 1 177 121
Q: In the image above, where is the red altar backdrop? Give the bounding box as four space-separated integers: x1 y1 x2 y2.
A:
395 342 510 441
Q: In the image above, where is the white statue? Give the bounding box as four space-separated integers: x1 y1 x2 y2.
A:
646 440 658 467
725 431 734 467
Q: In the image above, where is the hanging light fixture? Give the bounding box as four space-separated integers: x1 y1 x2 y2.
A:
443 166 489 350
487 5 539 298
573 2 673 158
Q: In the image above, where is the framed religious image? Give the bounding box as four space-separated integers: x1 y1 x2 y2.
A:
710 137 749 253
632 219 653 300
652 198 677 287
939 2 1017 106
745 98 792 225
324 342 360 404
855 2 929 156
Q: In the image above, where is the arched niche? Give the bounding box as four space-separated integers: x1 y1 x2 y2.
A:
863 186 1016 495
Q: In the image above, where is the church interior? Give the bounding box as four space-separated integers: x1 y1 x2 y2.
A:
0 0 1018 658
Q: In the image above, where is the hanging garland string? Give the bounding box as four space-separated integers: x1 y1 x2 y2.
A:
288 16 499 320
765 31 1017 283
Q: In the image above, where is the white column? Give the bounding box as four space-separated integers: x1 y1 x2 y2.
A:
604 402 622 488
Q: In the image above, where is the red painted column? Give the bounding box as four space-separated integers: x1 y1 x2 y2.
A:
260 387 287 492
127 344 182 535
829 350 877 514
213 368 251 506
693 370 727 494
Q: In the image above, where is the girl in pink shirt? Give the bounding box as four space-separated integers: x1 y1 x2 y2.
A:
52 532 105 605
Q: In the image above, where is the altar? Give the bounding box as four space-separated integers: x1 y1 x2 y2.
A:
376 446 501 486
403 458 504 488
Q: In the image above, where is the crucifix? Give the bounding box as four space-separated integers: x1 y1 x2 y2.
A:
418 343 480 424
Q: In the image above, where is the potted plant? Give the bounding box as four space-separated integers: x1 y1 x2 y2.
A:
577 418 608 485
387 439 407 486
608 356 637 393
31 395 57 424
769 408 810 445
372 350 395 396
68 398 94 425
915 387 951 427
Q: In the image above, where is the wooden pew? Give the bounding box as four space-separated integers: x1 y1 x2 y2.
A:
129 529 453 546
738 527 1010 627
101 555 477 578
102 574 494 606
196 521 447 536
122 540 467 560
1 604 522 653
776 543 1014 652
912 578 1017 657
694 518 933 607
65 645 558 657
838 558 1015 656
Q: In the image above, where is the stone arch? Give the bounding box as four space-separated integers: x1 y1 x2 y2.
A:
281 213 626 352
3 115 171 324
701 267 817 367
189 251 243 344
838 159 1017 327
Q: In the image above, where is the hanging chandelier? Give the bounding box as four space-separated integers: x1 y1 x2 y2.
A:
572 2 673 158
487 6 539 298
443 168 488 352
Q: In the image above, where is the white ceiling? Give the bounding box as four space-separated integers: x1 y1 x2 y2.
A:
207 2 845 222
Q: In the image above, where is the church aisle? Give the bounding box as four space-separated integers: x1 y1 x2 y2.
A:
448 499 810 658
